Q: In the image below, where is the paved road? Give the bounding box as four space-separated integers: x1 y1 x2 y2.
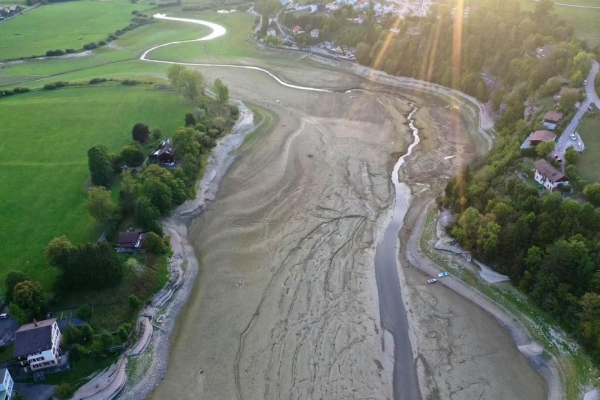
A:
555 60 600 157
530 0 600 9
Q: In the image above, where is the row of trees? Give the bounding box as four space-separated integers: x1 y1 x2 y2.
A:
167 65 230 104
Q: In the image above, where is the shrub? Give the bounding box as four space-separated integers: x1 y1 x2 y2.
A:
65 48 76 54
69 343 86 361
76 304 92 320
89 78 107 85
128 294 142 309
45 49 64 57
98 40 106 46
151 128 162 141
117 323 132 342
43 83 57 90
83 42 98 50
13 87 30 93
55 383 74 399
120 145 145 166
144 232 168 254
121 79 140 86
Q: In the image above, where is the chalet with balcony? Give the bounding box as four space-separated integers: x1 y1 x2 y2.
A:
117 230 145 253
534 159 569 191
151 138 176 165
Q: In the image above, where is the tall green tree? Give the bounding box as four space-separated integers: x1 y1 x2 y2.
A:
13 281 46 316
179 69 204 103
87 145 113 187
214 78 229 103
5 271 28 304
45 236 75 268
84 186 119 226
131 123 150 144
584 183 600 207
167 64 186 91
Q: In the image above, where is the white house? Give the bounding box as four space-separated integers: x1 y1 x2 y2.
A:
0 369 13 400
311 28 320 38
267 28 277 37
534 159 569 191
15 319 62 371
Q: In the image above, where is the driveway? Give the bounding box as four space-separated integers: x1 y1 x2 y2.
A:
555 60 600 157
14 383 55 400
0 318 19 345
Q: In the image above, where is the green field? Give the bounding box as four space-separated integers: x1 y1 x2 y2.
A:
149 10 256 62
576 115 600 183
463 0 600 49
0 0 152 60
0 85 193 288
0 11 238 87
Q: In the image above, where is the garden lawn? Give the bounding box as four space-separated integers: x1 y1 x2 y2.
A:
0 85 192 289
0 0 152 60
576 115 600 183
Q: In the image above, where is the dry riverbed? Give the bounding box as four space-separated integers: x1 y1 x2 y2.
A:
143 62 548 400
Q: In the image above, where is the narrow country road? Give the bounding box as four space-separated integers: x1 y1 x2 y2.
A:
555 60 600 156
529 0 600 9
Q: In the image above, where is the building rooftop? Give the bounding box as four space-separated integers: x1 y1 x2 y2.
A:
535 159 567 182
530 130 556 143
544 111 563 123
14 319 56 358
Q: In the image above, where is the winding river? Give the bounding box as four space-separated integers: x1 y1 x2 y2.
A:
374 105 421 400
141 15 424 398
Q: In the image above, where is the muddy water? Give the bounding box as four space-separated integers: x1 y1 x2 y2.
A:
374 104 421 400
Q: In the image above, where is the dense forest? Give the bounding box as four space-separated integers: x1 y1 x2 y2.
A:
258 0 600 361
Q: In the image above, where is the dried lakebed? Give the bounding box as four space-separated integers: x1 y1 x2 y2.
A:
115 14 551 400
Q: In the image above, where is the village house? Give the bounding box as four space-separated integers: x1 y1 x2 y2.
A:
292 25 304 34
14 319 62 372
534 159 569 191
267 28 277 37
311 28 320 38
0 369 13 400
543 111 563 130
117 230 145 253
151 138 176 165
520 130 556 149
555 86 579 100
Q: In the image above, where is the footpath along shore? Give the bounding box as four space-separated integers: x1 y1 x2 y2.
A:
72 102 257 400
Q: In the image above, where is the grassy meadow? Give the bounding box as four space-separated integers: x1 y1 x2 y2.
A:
575 114 600 183
149 10 256 62
462 0 600 49
0 0 152 60
0 85 193 289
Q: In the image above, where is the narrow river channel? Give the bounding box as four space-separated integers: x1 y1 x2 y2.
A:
374 105 421 400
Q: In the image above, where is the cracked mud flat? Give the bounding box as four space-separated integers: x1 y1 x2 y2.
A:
149 65 547 400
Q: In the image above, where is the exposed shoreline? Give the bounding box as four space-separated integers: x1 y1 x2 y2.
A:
73 101 258 400
400 196 562 399
75 15 565 399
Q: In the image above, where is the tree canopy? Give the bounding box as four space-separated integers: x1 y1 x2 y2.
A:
87 145 113 187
